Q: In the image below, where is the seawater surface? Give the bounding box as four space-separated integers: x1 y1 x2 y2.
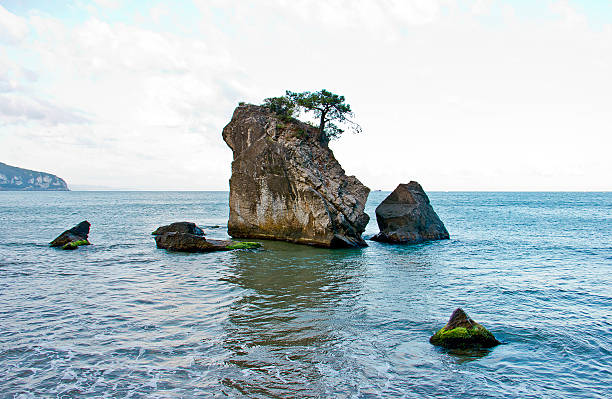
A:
0 191 610 398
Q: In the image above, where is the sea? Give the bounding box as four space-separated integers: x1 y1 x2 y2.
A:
0 191 610 398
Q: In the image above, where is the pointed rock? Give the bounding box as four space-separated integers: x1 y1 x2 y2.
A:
371 181 449 244
50 221 91 249
430 308 500 349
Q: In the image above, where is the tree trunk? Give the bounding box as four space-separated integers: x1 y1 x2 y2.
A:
319 111 326 133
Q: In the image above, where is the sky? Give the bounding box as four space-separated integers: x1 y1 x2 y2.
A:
0 0 610 191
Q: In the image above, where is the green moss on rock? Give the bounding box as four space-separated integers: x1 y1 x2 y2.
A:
62 239 90 250
429 308 500 349
226 241 262 250
430 325 498 348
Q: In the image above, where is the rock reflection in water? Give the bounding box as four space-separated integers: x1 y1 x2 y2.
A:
219 241 367 398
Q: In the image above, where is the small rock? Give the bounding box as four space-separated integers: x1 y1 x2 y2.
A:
50 221 91 249
371 181 449 244
154 231 261 253
152 222 204 236
430 308 500 349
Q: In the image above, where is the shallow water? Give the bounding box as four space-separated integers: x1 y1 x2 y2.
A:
0 191 610 398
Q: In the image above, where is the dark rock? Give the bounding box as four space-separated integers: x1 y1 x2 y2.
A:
50 221 91 249
429 308 500 349
0 161 69 191
222 104 370 248
371 181 449 244
152 222 204 236
61 239 90 250
154 232 261 252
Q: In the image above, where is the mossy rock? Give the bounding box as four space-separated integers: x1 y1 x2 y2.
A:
62 239 90 250
225 241 262 250
430 308 500 349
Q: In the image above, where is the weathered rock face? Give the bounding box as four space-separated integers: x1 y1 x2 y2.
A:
371 181 449 244
0 162 68 191
50 221 91 250
152 222 204 236
222 104 370 248
430 308 500 349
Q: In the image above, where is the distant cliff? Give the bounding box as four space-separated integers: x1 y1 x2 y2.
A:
0 162 69 191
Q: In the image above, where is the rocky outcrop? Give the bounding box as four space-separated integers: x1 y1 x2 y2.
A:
0 162 68 191
152 222 261 252
152 222 204 236
222 104 370 248
50 221 90 250
430 308 500 349
371 181 449 244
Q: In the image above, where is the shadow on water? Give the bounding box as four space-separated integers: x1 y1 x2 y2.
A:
440 347 495 365
218 240 368 398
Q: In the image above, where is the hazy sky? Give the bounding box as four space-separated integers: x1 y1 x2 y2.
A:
1 0 610 191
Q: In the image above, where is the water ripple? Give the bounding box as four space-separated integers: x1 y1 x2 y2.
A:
0 191 611 398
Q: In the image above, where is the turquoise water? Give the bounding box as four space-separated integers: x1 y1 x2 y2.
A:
0 191 610 398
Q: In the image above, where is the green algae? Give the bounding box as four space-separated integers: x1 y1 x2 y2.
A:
62 240 90 250
226 241 262 250
430 324 499 349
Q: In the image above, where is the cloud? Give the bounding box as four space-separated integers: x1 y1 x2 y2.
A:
0 5 28 44
92 0 121 9
0 93 88 125
194 0 442 38
1 8 248 189
550 0 588 28
0 1 610 190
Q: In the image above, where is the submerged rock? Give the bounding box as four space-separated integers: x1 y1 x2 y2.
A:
152 222 204 236
154 231 261 253
430 308 500 349
371 181 449 244
50 221 91 250
222 104 370 248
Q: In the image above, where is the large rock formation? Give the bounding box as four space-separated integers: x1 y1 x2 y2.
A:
371 181 449 244
430 308 500 349
222 104 370 248
50 221 91 250
0 162 68 191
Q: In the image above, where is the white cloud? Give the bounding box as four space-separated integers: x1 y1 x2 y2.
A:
0 93 88 125
551 0 588 28
0 5 28 44
1 10 247 189
92 0 120 9
0 1 610 190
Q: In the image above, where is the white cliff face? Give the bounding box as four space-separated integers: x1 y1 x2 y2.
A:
0 162 69 191
222 104 370 248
